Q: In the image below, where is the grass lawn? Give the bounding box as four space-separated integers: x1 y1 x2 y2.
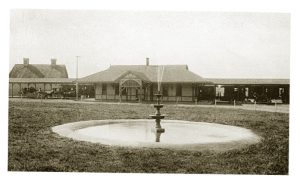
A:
8 100 289 174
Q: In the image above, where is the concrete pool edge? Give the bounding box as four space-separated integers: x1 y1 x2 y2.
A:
52 119 261 152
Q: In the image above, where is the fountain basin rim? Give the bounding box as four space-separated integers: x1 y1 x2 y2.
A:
149 115 165 119
52 119 261 152
153 104 164 106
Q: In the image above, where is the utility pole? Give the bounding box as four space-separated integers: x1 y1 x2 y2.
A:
76 56 80 101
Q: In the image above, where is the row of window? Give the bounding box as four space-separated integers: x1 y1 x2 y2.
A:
215 86 286 97
101 84 182 96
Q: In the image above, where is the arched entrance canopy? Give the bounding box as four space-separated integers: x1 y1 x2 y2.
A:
120 78 142 88
116 71 150 102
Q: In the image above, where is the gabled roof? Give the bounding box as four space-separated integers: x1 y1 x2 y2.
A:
115 70 151 82
78 65 210 83
9 64 68 78
207 78 290 85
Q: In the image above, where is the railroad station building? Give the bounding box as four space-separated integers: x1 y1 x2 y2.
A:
9 58 290 104
78 58 290 104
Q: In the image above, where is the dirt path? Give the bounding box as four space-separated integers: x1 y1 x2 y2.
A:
9 98 289 113
176 103 289 113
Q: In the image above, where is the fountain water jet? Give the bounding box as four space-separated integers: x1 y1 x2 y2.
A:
149 65 166 137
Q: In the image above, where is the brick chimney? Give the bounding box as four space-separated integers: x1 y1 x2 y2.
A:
146 57 149 66
51 58 57 66
23 58 29 65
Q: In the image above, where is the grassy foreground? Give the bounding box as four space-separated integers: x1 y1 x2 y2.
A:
8 100 289 174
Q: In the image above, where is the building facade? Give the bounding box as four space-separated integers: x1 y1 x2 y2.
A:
78 59 212 102
9 58 290 103
9 58 77 98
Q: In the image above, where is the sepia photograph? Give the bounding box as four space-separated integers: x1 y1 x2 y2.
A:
7 8 291 176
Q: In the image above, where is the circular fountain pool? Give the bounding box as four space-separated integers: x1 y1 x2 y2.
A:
52 119 260 151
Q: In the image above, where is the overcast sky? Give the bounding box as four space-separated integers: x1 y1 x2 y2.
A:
9 10 290 79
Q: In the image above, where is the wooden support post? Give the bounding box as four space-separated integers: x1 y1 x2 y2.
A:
11 83 14 97
166 85 169 102
40 90 43 103
144 87 146 101
214 85 217 101
76 82 79 101
192 84 194 102
193 85 198 105
92 84 95 99
139 86 142 103
19 83 22 99
119 87 122 103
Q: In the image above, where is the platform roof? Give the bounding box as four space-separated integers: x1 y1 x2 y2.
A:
9 78 75 83
206 78 290 85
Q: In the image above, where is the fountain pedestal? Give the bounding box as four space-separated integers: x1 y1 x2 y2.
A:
149 93 166 133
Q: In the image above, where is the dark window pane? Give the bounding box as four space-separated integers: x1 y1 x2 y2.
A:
162 85 168 96
176 84 182 96
115 84 119 95
122 88 127 95
102 84 107 95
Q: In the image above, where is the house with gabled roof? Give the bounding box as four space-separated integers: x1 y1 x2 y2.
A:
9 58 76 97
78 58 212 102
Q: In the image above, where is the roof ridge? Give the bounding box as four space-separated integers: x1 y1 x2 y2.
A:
15 63 66 66
9 64 68 78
